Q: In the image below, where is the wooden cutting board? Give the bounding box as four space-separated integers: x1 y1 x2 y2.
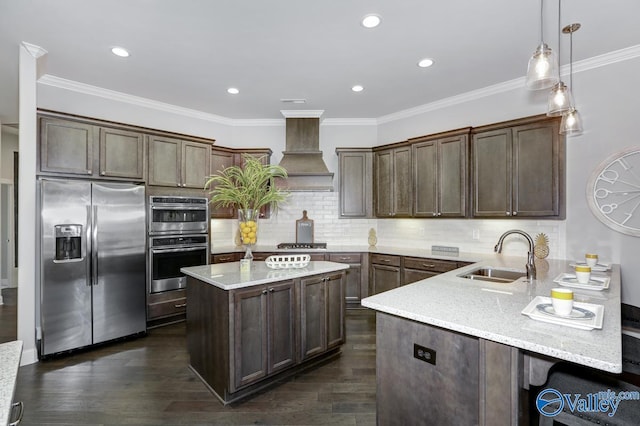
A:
296 210 314 244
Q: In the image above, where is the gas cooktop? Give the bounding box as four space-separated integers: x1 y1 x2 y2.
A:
277 242 327 249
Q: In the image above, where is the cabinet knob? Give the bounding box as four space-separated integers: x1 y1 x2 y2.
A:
513 211 517 216
262 289 268 294
506 212 511 216
432 213 437 217
87 170 92 175
269 288 274 292
437 213 442 216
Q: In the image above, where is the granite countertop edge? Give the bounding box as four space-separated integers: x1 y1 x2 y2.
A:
0 340 23 426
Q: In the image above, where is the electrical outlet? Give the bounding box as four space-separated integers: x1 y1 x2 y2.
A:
472 229 480 240
413 343 436 365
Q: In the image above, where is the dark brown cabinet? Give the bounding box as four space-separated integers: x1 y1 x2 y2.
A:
234 149 273 219
329 253 368 308
370 253 401 295
411 130 469 218
39 116 145 181
231 280 296 391
472 116 563 218
209 148 236 218
335 148 373 218
401 257 459 285
374 145 412 218
147 289 186 325
148 135 211 189
300 272 345 360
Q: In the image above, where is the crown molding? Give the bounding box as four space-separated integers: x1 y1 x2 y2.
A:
379 44 640 125
37 75 234 126
37 45 640 128
21 42 47 58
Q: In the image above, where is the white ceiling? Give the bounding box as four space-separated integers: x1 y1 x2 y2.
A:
1 0 640 123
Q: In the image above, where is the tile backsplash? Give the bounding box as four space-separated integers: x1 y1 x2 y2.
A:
210 192 566 259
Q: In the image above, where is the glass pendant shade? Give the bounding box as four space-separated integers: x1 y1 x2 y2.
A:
547 81 574 116
526 43 559 90
560 108 583 135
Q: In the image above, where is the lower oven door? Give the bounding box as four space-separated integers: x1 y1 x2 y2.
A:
149 245 208 293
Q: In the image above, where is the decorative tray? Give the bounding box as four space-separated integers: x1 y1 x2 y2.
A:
569 261 612 272
521 296 604 330
265 254 310 269
553 273 610 291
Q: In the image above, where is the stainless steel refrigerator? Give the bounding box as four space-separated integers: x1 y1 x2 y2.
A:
37 179 146 356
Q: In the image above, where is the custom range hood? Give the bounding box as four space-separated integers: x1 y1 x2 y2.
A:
276 110 334 191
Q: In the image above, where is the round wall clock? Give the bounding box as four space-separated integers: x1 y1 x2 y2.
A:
586 147 640 237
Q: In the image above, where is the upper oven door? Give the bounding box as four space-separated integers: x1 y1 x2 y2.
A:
148 200 209 235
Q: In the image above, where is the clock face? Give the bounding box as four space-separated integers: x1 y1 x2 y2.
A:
586 147 640 237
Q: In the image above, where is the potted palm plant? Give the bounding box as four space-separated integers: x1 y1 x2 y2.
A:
205 155 288 260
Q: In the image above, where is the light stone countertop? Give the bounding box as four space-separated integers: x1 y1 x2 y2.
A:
181 261 349 290
361 255 622 374
0 340 23 426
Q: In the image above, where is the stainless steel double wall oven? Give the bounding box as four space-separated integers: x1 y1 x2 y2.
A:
147 196 209 294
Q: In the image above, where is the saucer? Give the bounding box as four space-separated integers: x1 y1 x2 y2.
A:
536 303 596 320
553 273 610 291
569 261 611 272
521 296 604 330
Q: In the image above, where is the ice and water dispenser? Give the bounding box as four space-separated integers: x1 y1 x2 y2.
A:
54 224 82 261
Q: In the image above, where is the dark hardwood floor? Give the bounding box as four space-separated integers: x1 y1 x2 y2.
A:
0 287 17 343
14 309 377 425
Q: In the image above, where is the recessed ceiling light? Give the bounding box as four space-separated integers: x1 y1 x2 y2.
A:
352 85 364 92
227 87 239 94
418 58 434 68
361 14 381 29
111 46 130 57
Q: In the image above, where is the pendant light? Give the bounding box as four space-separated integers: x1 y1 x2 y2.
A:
547 0 574 116
526 0 559 90
560 23 583 135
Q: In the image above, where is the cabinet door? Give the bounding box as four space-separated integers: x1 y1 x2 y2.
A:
300 275 326 359
343 264 361 305
439 135 467 217
99 127 145 180
209 149 235 218
325 272 345 349
374 150 393 217
512 121 560 216
182 141 211 189
371 264 401 295
393 146 412 217
472 128 512 217
338 151 372 217
148 135 181 187
267 280 296 373
39 117 95 176
413 141 438 217
232 286 268 390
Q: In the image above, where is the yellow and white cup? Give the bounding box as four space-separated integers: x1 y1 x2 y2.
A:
551 288 574 316
585 253 598 268
574 265 591 284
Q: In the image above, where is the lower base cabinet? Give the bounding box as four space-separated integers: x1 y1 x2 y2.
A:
376 313 525 425
370 254 401 295
187 270 346 405
147 289 186 326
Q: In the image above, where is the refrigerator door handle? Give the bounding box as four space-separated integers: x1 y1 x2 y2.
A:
92 205 99 286
86 205 92 287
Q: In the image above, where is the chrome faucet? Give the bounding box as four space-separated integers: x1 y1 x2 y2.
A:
494 229 537 280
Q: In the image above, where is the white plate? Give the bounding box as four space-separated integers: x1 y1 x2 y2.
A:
521 296 604 330
535 304 596 320
569 261 611 272
553 273 610 291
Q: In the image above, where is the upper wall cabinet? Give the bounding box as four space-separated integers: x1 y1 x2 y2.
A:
374 145 412 218
410 130 469 218
209 147 236 218
39 116 145 181
471 115 564 218
336 148 373 218
148 135 211 189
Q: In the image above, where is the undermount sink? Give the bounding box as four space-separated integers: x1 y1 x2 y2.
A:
457 267 527 284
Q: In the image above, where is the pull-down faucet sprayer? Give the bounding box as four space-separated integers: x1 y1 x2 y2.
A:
494 229 537 280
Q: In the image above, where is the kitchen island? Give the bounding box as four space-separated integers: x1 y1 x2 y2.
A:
181 261 349 405
361 256 622 425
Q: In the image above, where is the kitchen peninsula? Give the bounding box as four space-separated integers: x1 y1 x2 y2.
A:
361 256 622 425
181 261 349 405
